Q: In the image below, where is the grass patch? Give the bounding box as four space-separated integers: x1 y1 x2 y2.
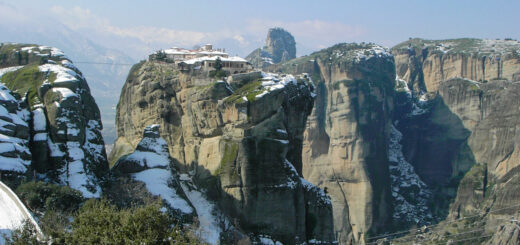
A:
1 64 50 108
224 79 263 104
215 141 239 182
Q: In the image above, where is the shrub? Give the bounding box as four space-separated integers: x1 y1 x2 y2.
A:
68 199 203 244
15 181 84 213
5 195 204 244
2 220 40 245
209 69 228 79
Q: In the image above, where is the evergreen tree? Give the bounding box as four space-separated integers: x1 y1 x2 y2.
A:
214 57 223 71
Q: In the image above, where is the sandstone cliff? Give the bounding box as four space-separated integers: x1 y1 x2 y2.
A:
276 43 395 244
111 60 335 243
0 43 107 198
392 38 520 94
389 38 520 244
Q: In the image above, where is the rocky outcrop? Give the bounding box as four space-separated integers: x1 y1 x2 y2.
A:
392 38 520 94
0 81 30 178
246 27 296 68
0 43 107 197
391 38 520 243
113 125 195 220
276 43 395 244
487 219 520 245
112 61 335 243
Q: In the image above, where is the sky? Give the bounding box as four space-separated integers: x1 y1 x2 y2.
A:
1 0 520 60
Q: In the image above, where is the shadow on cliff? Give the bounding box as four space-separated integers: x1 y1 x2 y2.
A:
394 91 477 223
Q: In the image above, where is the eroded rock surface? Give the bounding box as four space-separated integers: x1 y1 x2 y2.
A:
0 43 107 197
112 61 335 243
276 43 395 244
391 38 520 244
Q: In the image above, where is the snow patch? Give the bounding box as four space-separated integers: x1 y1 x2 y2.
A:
180 176 222 245
52 87 78 99
32 107 47 131
300 178 332 205
133 168 193 214
39 64 79 84
0 66 23 78
0 181 41 244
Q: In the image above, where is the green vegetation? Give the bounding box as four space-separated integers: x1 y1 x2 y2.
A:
2 220 41 245
462 163 487 190
392 38 481 52
0 64 53 108
209 57 228 79
0 44 27 66
223 79 263 104
126 61 146 83
155 51 167 61
16 181 84 213
6 199 204 245
215 141 239 179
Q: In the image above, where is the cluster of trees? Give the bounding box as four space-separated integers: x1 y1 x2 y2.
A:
5 181 202 245
209 57 229 79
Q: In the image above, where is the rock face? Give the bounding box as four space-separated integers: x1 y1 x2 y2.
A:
113 125 195 220
0 80 30 176
393 38 520 94
0 43 107 198
246 27 296 68
112 61 335 243
276 43 395 244
391 38 520 243
487 219 520 245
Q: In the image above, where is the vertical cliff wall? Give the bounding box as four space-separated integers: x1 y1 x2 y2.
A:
277 43 395 243
390 38 520 243
393 38 520 95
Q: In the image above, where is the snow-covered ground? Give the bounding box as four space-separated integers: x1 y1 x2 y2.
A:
0 181 41 245
179 174 223 245
133 169 193 214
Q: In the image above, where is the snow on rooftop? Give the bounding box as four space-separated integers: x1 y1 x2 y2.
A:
183 55 247 65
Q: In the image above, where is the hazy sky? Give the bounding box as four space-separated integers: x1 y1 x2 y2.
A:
2 0 519 59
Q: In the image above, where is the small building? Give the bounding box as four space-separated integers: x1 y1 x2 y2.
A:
178 56 251 74
151 44 229 62
150 44 252 74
